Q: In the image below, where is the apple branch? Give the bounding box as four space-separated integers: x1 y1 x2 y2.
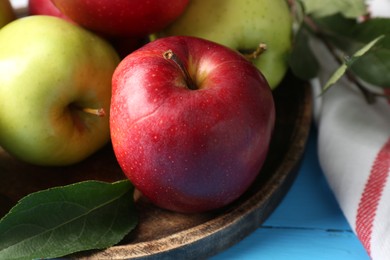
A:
163 49 197 90
302 15 378 103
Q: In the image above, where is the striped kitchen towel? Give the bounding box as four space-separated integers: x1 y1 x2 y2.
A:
313 1 390 258
314 72 390 259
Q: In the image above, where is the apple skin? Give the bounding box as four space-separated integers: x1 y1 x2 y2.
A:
0 15 120 166
28 0 72 22
110 36 275 213
52 0 190 37
0 0 15 29
159 0 293 89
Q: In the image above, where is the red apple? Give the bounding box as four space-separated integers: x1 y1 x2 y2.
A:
28 0 71 22
110 36 275 213
52 0 190 37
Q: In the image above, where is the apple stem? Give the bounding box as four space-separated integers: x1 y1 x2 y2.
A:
163 49 197 90
242 43 267 60
82 107 106 117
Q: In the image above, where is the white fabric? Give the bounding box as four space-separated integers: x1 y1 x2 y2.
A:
314 1 390 258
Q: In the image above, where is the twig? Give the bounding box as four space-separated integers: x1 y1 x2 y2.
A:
302 14 378 103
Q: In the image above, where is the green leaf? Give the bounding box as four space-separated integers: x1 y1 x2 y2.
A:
347 19 390 87
348 35 385 63
351 48 390 87
322 35 385 92
299 0 367 18
316 16 390 87
0 180 137 260
322 63 348 93
313 14 359 50
289 27 319 80
316 16 390 51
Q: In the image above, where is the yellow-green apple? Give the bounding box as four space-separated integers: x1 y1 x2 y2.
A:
0 15 120 166
0 0 15 29
28 0 72 22
52 0 190 38
159 0 293 89
110 36 275 213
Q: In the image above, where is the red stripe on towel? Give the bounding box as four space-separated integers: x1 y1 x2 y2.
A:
356 137 390 256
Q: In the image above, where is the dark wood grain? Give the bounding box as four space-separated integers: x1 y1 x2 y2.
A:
0 72 312 259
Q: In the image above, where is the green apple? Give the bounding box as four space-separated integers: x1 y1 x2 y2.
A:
0 15 120 166
0 0 15 29
159 0 292 89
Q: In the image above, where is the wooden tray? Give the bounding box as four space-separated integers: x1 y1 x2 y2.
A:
0 72 312 259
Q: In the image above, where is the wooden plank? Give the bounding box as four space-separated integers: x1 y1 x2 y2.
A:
265 128 353 230
212 227 369 259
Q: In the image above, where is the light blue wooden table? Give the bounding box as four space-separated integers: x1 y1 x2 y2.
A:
212 126 370 259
